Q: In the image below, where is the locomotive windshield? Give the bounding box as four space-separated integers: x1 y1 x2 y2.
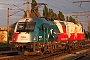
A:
16 22 36 32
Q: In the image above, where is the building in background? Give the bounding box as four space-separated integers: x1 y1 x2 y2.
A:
0 27 7 42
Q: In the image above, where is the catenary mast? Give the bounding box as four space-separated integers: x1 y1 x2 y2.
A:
26 0 30 18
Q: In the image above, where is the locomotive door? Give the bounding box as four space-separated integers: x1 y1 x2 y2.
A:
41 24 48 42
44 24 54 42
44 28 48 42
39 24 49 42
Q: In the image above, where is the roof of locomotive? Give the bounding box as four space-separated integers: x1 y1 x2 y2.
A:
18 18 35 22
54 20 75 26
17 17 55 25
54 20 83 28
17 18 82 27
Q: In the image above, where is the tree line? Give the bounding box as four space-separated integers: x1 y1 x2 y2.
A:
23 0 76 23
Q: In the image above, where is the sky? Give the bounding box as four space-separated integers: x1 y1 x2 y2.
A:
0 0 90 30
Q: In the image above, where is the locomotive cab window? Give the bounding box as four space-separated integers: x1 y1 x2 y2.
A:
16 22 36 32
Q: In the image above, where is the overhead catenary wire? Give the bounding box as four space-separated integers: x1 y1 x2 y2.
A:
47 0 74 12
47 0 90 15
47 0 75 13
73 0 90 3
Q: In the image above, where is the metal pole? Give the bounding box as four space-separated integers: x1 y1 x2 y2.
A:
26 0 30 18
87 16 90 40
76 15 78 23
7 8 10 44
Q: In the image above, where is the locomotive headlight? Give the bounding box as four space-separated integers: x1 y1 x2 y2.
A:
33 36 36 40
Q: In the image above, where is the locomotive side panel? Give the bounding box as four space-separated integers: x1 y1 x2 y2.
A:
54 20 68 42
76 24 84 40
67 23 76 41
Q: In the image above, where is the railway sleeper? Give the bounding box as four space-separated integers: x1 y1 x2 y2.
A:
24 48 43 55
24 50 43 56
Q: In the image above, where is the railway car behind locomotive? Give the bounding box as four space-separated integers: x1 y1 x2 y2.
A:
64 21 84 41
11 17 85 55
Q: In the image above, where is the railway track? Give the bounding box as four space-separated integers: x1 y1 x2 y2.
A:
0 40 90 60
0 46 90 60
0 46 10 51
72 49 90 60
0 46 19 59
0 53 68 60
